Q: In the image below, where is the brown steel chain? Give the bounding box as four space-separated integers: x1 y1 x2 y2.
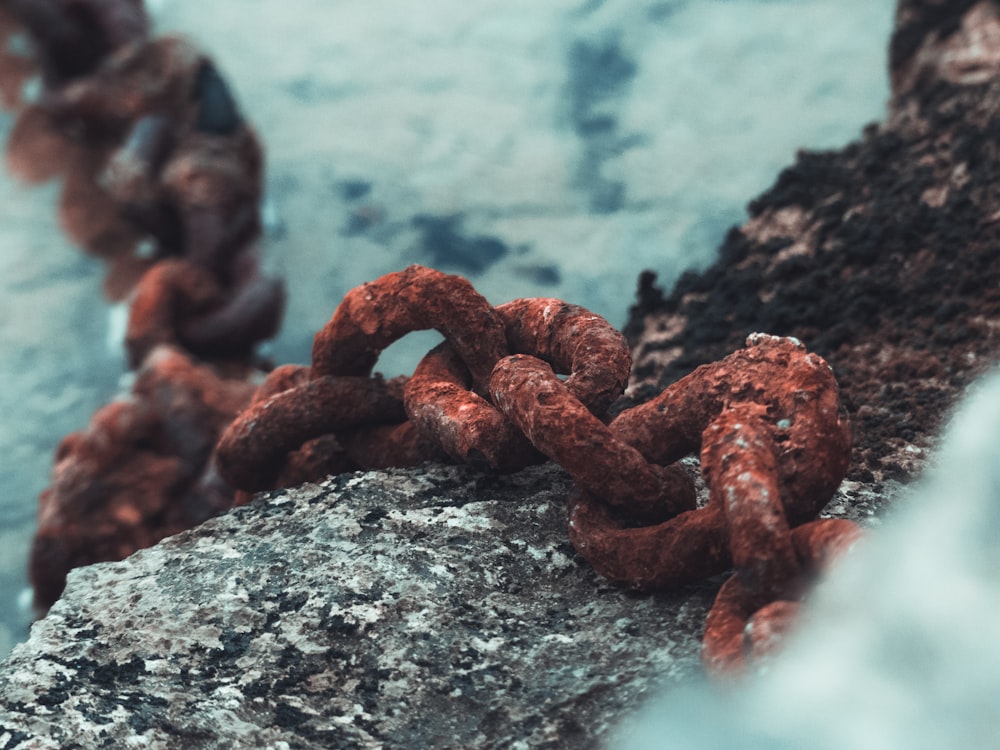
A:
0 1 284 614
0 0 281 352
2 2 863 676
215 264 863 675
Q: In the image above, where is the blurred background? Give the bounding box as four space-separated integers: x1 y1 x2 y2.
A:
0 0 894 657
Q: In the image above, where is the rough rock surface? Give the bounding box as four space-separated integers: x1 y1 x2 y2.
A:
0 464 721 749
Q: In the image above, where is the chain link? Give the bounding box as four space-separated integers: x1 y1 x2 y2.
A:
216 268 863 676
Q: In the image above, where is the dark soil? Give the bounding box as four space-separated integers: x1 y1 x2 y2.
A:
623 3 1000 495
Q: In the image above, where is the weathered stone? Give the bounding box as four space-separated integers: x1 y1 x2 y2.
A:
0 463 716 749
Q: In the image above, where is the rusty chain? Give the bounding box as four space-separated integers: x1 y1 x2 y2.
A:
2 1 863 676
215 265 863 676
0 0 283 615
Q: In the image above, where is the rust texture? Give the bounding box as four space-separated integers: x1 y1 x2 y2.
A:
568 335 852 586
125 257 284 369
213 266 497 490
490 354 696 521
565 335 858 674
701 518 863 674
403 297 633 472
216 268 658 493
214 269 856 674
311 264 508 388
405 342 540 471
1 3 286 615
221 365 358 507
496 298 632 417
215 372 407 493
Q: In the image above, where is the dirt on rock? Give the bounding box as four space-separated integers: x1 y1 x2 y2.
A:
624 1 1000 503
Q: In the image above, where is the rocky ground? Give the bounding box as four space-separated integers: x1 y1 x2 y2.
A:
0 464 717 749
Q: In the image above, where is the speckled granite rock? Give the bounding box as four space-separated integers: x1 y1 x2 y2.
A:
0 463 718 749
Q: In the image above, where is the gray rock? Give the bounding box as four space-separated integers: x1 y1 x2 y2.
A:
0 463 714 749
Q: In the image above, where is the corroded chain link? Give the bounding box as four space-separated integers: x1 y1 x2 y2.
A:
30 347 258 610
215 265 863 675
2 1 863 675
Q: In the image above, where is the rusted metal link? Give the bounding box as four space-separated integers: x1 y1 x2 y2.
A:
3 18 271 306
311 265 509 390
566 335 852 594
405 341 541 471
219 267 650 489
214 370 408 493
491 354 696 522
2 1 155 259
612 333 852 524
221 366 354 506
701 518 863 674
704 405 799 607
12 127 146 298
496 298 632 417
215 265 511 490
125 256 285 369
402 297 633 472
42 35 264 267
3 12 282 355
567 492 728 590
125 257 221 367
338 421 445 471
